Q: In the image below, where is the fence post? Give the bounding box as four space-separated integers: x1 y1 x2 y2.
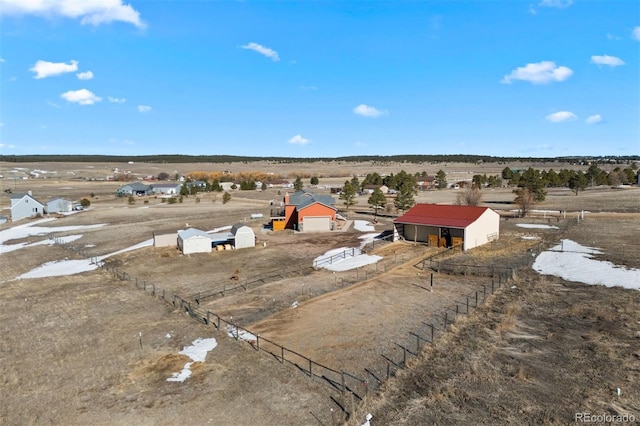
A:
444 312 448 329
341 371 346 394
466 297 469 313
430 273 434 290
475 291 478 308
281 345 284 364
430 323 434 342
309 359 312 380
235 324 239 340
483 285 486 301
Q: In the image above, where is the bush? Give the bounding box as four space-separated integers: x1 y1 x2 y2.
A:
222 192 231 204
167 197 177 204
80 198 91 207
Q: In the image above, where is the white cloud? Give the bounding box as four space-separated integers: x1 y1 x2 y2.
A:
288 134 311 145
590 55 625 67
240 42 280 61
353 104 387 118
545 111 577 122
501 61 573 84
108 96 126 103
0 57 5 62
0 143 16 149
538 0 573 8
606 33 621 40
137 105 152 113
60 89 102 105
30 60 78 79
585 114 603 124
632 26 640 41
0 0 146 29
528 5 538 15
76 70 94 80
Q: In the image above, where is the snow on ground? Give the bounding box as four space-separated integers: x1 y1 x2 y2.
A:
96 239 153 261
0 218 106 246
226 325 257 342
532 239 640 291
0 234 84 255
313 232 384 271
209 225 232 233
17 259 100 279
167 338 218 382
516 223 559 230
353 220 375 232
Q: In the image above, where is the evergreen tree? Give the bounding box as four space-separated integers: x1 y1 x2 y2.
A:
222 192 231 204
340 180 357 212
394 188 415 211
367 188 386 216
310 176 319 185
294 176 304 191
568 170 588 195
501 167 513 180
436 170 447 189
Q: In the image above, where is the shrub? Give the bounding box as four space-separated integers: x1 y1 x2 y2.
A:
80 198 91 207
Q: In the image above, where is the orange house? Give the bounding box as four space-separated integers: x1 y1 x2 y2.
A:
282 191 337 232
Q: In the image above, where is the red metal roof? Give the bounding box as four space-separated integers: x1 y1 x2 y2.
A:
394 203 491 229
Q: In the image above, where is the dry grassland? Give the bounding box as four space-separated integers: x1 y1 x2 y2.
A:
1 160 639 425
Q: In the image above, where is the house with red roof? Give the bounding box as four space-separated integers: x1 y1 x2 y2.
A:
393 203 499 250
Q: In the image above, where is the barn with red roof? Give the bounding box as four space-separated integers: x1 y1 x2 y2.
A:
393 204 500 251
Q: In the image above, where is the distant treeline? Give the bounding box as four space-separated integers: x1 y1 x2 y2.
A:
1 154 638 164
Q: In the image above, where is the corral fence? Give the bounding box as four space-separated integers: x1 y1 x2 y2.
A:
361 267 517 395
48 230 574 422
190 266 316 304
48 237 367 414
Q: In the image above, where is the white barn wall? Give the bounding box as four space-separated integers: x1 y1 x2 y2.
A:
178 235 212 254
464 209 500 250
154 233 177 248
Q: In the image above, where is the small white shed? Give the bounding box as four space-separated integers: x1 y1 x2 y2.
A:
231 223 255 249
177 228 212 254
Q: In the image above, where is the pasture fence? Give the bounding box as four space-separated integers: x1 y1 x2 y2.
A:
48 224 584 423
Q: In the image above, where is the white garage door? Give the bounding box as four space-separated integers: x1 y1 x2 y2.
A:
303 216 331 232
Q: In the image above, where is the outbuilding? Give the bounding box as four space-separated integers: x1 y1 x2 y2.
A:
177 228 213 254
393 204 500 251
231 224 255 249
46 197 73 214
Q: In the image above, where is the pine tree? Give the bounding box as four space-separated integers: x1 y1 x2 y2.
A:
367 188 386 216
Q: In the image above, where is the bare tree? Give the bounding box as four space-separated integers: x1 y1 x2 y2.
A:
455 187 483 206
514 188 534 218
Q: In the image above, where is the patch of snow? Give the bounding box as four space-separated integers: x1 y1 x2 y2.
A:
532 239 640 291
226 325 257 342
167 338 217 382
291 301 298 308
138 206 150 209
16 259 99 279
0 219 106 246
208 225 232 233
516 224 558 230
1 234 84 254
353 220 375 232
521 236 540 240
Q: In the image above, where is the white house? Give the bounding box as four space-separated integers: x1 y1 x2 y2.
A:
46 197 73 214
393 204 500 251
150 183 182 195
231 224 256 249
220 182 235 191
177 228 213 254
10 192 45 221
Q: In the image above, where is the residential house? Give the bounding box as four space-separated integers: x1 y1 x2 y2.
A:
281 191 337 232
10 192 46 221
116 182 151 197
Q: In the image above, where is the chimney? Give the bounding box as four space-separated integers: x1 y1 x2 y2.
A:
284 192 289 205
27 190 32 196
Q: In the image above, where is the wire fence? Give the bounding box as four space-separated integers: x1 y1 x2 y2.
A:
47 224 575 423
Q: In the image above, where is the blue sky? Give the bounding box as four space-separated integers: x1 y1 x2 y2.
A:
0 0 638 158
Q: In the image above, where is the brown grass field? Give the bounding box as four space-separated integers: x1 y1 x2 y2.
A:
0 160 639 425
